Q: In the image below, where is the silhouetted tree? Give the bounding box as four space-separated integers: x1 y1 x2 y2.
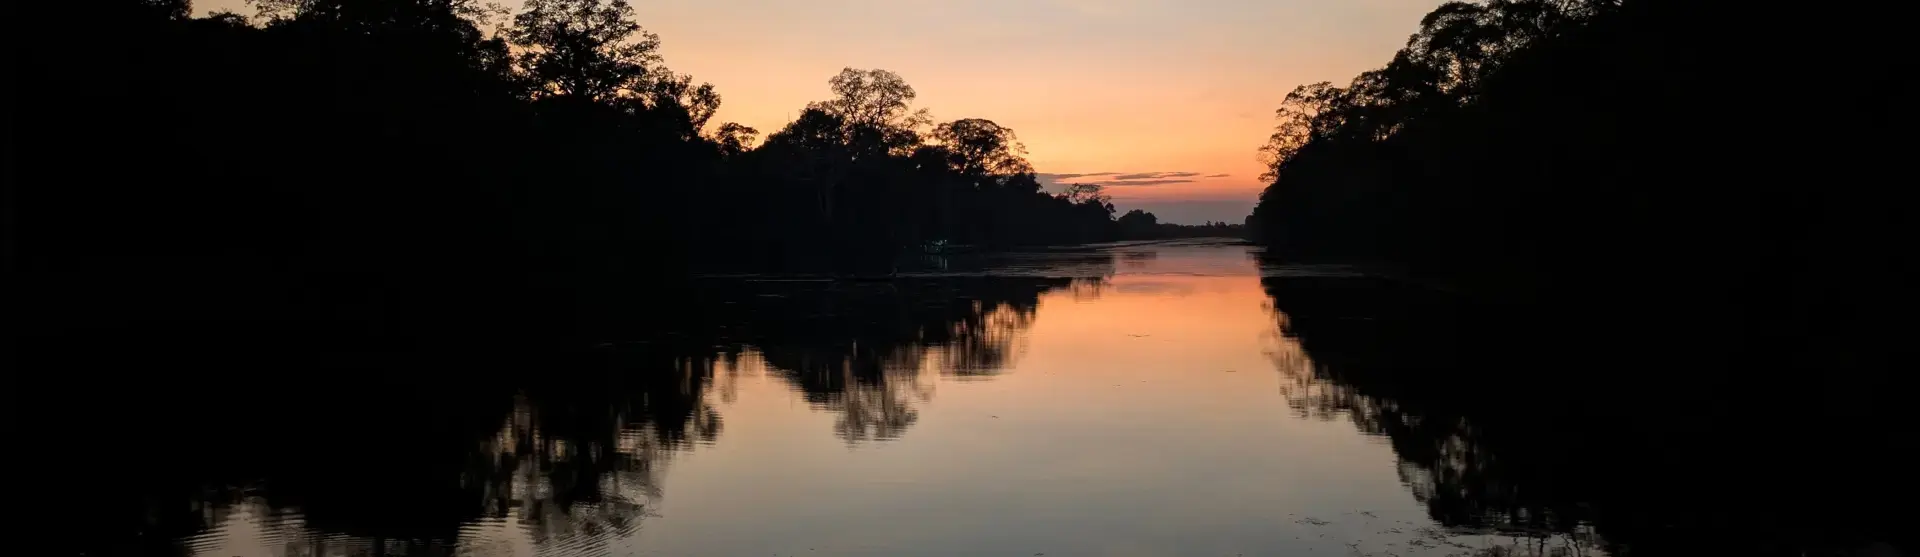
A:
810 67 932 155
708 122 761 157
140 0 190 20
19 0 1149 345
1116 209 1158 238
931 118 1034 182
508 0 662 100
1060 183 1108 206
1243 0 1912 553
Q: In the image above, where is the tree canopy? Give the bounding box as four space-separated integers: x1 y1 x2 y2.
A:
509 0 664 100
19 0 1234 337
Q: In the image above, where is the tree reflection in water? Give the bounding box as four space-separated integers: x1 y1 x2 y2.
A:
1265 303 1605 556
144 346 723 557
1260 266 1908 557
708 276 1101 443
48 269 1104 556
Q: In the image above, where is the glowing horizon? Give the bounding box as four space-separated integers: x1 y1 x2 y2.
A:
196 0 1449 223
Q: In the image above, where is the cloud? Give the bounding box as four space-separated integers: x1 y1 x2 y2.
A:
1104 179 1195 187
1037 172 1119 181
1205 173 1231 178
1037 170 1209 191
1036 172 1118 192
1112 171 1202 180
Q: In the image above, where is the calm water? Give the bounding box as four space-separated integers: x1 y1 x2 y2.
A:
62 240 1612 556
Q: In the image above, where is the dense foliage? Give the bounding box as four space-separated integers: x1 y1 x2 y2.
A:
15 0 1159 272
1243 0 1909 410
1245 0 1908 302
14 0 1222 335
1247 2 1911 552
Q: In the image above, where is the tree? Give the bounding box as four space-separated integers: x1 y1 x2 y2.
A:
763 108 849 152
815 68 926 130
639 70 722 138
251 0 492 30
1406 2 1502 93
508 0 661 100
1257 82 1350 181
808 68 932 154
931 118 1034 183
1001 172 1045 196
1116 209 1159 239
656 73 720 130
1117 209 1157 228
708 122 760 158
1061 183 1109 206
140 0 191 20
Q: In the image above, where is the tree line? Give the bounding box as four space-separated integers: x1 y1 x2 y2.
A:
1243 0 1908 308
1244 1 1910 553
1239 0 1907 414
42 271 1105 556
1115 210 1245 241
14 0 1224 336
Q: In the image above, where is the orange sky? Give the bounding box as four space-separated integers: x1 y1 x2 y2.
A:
197 0 1449 222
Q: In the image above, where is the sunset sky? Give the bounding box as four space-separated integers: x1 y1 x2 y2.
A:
197 0 1448 223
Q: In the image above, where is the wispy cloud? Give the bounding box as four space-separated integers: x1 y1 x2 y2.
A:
1104 179 1194 187
1113 171 1202 180
1205 173 1231 178
1038 170 1209 190
1038 172 1120 181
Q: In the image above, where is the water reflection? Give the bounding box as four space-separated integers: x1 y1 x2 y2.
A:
462 390 678 555
1256 254 1908 557
151 346 725 557
178 390 680 557
699 274 1105 442
55 241 1902 557
45 255 1110 556
1264 303 1604 555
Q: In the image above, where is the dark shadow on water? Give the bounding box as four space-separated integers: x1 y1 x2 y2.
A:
1256 253 1913 557
695 276 1092 442
23 259 1107 555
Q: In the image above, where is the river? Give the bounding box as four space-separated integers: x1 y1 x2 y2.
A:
41 239 1728 556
